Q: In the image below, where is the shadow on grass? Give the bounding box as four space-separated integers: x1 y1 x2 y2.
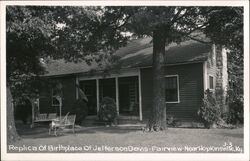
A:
77 126 142 134
219 132 243 139
16 123 143 139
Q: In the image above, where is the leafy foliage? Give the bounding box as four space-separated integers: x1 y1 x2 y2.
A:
227 49 243 103
198 90 221 128
7 6 56 78
204 7 243 52
6 6 58 101
223 91 244 124
71 99 88 125
98 97 117 124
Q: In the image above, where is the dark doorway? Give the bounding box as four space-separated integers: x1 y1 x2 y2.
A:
99 78 116 102
118 76 139 116
79 80 97 115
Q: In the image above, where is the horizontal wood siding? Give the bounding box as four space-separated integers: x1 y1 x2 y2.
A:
39 84 53 114
39 76 77 115
61 76 77 114
141 63 204 121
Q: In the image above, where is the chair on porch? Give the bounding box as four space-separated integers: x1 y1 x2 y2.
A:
49 112 76 136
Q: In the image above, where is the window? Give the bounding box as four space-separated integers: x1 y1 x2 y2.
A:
51 88 60 106
165 75 179 103
209 76 214 89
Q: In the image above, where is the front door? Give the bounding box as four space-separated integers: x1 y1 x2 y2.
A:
99 78 116 102
79 80 97 115
118 76 139 116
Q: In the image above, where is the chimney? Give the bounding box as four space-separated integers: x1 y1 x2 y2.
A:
215 45 228 113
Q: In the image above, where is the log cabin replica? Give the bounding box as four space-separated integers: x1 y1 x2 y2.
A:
36 35 228 127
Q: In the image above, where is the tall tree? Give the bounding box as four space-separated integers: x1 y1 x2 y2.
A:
124 7 209 130
6 6 59 143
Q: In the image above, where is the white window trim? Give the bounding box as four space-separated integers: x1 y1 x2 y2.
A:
165 75 180 103
51 88 60 106
208 75 215 90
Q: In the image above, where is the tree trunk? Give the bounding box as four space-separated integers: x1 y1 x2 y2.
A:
147 27 167 131
7 86 20 143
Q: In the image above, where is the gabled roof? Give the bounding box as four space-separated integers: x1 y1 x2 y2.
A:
44 36 211 76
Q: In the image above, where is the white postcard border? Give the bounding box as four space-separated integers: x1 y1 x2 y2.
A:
1 1 249 161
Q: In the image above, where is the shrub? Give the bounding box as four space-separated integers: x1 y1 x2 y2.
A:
71 99 88 125
221 88 244 125
198 90 221 128
98 97 117 124
166 115 180 127
226 97 244 124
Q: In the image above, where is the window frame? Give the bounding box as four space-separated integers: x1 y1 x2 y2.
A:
208 75 215 90
165 75 180 104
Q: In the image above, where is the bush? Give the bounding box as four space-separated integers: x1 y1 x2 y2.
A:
98 97 117 124
198 90 221 128
226 97 244 124
71 99 88 125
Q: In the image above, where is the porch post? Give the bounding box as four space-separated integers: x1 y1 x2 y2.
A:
31 100 34 128
138 70 143 121
96 79 100 112
75 75 79 100
115 77 119 115
37 98 40 112
203 61 208 91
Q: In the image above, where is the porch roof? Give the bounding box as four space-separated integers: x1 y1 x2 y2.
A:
44 36 211 76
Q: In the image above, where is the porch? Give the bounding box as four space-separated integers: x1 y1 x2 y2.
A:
76 68 143 121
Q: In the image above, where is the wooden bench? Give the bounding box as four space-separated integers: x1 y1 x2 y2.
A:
35 113 48 122
49 113 76 136
31 113 57 128
34 113 57 122
47 113 57 120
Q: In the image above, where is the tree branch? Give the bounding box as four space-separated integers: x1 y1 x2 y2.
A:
185 35 211 44
174 22 212 44
171 7 187 23
186 22 209 35
113 14 132 30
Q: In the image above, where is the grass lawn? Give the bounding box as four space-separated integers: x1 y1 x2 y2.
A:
8 123 244 153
